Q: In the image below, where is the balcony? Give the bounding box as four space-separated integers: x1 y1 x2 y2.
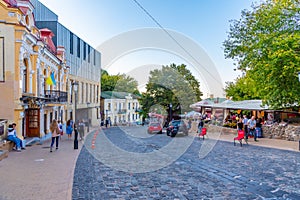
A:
44 90 67 103
117 109 127 114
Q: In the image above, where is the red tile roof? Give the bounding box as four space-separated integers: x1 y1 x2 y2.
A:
3 0 18 7
40 28 56 54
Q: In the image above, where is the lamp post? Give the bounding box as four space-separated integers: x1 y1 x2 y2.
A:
105 109 108 128
86 102 90 132
169 103 172 122
72 81 78 149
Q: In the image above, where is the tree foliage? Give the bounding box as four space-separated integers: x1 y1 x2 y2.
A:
223 0 300 109
139 64 202 119
224 74 260 101
101 70 140 95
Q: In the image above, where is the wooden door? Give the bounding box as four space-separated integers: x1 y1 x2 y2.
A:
26 109 40 137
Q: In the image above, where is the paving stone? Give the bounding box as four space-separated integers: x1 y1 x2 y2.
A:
72 126 300 199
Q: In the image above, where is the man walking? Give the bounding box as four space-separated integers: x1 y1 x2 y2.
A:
248 116 258 142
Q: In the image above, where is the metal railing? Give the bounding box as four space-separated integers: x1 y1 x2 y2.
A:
44 90 68 103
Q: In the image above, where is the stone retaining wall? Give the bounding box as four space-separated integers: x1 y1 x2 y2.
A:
186 120 300 141
262 124 300 141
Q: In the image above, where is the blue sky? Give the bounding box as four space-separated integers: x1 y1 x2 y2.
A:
38 0 254 97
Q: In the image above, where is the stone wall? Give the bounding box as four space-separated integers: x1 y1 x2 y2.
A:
186 120 300 141
263 124 300 141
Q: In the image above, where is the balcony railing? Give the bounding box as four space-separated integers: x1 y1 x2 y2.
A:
44 90 68 103
117 109 127 114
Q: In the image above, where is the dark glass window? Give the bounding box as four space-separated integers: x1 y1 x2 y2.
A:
88 45 91 63
70 32 73 54
77 37 80 58
94 50 96 65
83 42 86 60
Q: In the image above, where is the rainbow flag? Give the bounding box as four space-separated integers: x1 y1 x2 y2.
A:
46 72 56 85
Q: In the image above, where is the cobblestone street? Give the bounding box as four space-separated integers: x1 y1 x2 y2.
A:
72 126 300 200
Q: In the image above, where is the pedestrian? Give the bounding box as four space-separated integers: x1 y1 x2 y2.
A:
256 117 263 138
12 123 26 149
105 118 109 128
198 119 204 134
187 119 192 132
237 118 243 131
242 115 249 140
66 119 73 139
50 119 61 152
248 116 257 142
57 120 63 140
6 124 22 152
78 120 85 141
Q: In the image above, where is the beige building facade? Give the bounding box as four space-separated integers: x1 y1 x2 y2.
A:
0 0 69 138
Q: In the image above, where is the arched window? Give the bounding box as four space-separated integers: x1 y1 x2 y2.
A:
42 69 47 96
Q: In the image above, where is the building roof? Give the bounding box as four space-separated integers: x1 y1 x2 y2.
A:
40 28 56 54
190 99 269 111
3 0 17 7
190 99 215 109
101 91 140 100
213 100 268 110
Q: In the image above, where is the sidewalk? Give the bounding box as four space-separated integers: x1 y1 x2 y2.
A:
191 130 299 152
0 131 86 200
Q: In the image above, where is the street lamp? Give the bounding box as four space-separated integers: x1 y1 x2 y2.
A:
86 102 90 132
72 81 78 149
169 103 172 122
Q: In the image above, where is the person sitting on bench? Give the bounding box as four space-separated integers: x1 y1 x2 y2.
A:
6 124 22 152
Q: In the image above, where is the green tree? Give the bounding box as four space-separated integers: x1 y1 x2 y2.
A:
101 71 139 95
140 63 202 119
224 74 260 101
223 0 300 109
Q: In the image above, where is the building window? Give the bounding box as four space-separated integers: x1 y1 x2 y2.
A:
90 84 92 103
81 83 84 104
108 103 111 111
70 32 73 54
128 103 131 110
88 45 91 63
83 42 86 60
96 85 98 103
0 37 4 82
93 50 96 65
22 58 28 93
86 83 88 102
77 37 80 58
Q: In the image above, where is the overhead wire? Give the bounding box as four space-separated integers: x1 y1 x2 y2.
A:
132 0 224 87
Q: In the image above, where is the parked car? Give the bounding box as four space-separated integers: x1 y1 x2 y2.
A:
166 120 188 137
147 122 163 134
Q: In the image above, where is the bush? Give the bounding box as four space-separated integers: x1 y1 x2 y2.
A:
223 122 237 128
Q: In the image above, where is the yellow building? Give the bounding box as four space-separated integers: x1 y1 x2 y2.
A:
0 0 69 139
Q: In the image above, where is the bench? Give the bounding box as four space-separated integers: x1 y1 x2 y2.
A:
0 140 15 151
0 149 8 161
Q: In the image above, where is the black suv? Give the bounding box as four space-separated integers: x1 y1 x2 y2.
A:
166 120 188 137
